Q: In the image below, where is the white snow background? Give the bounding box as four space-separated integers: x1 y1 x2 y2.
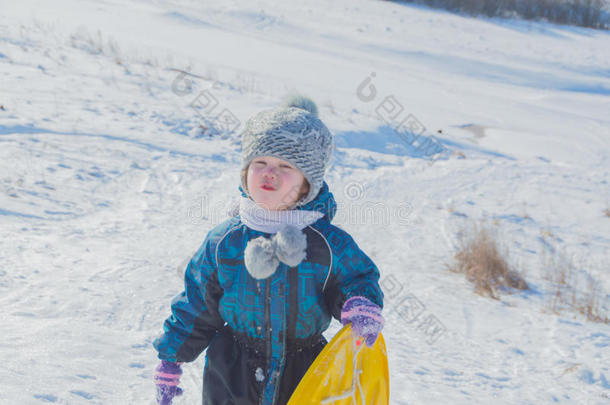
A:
1 0 609 404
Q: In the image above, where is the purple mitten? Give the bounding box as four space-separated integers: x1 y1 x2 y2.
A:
154 360 184 405
341 296 384 347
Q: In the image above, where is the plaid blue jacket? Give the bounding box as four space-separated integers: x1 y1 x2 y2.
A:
153 182 383 404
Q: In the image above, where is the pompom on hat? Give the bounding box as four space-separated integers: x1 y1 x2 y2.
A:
240 95 334 207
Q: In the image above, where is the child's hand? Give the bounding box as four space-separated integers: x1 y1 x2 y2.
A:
341 296 385 347
154 360 184 405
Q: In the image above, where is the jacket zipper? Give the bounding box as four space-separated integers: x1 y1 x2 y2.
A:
261 278 272 405
271 265 287 404
273 263 295 404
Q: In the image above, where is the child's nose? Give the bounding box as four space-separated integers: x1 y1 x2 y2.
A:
262 165 278 177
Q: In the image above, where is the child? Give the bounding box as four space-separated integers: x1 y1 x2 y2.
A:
153 96 385 405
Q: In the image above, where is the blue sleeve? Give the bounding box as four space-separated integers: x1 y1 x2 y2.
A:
323 229 384 320
153 233 225 362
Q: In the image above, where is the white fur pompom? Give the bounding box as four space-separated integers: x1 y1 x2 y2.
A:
274 225 307 267
244 237 279 280
282 94 318 117
243 226 308 280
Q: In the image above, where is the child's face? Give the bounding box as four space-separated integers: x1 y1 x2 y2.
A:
246 156 307 211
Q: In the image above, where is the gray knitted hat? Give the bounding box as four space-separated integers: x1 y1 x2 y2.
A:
240 95 334 207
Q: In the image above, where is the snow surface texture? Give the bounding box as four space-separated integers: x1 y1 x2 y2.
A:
1 0 609 404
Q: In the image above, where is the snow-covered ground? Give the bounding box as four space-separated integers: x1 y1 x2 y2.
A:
1 0 609 403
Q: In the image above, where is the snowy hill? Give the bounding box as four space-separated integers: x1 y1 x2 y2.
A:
1 0 609 404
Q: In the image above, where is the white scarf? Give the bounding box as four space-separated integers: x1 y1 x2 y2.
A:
236 197 323 233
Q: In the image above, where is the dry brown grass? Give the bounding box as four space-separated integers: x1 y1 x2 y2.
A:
542 248 609 324
449 223 528 299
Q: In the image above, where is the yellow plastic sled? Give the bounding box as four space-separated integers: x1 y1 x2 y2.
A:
287 325 389 405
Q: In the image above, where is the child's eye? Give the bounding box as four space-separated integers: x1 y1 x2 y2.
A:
280 164 292 169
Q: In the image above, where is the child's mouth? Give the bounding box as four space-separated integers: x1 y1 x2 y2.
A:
261 184 276 191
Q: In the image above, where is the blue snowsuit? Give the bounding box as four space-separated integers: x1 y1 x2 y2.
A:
153 182 384 404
